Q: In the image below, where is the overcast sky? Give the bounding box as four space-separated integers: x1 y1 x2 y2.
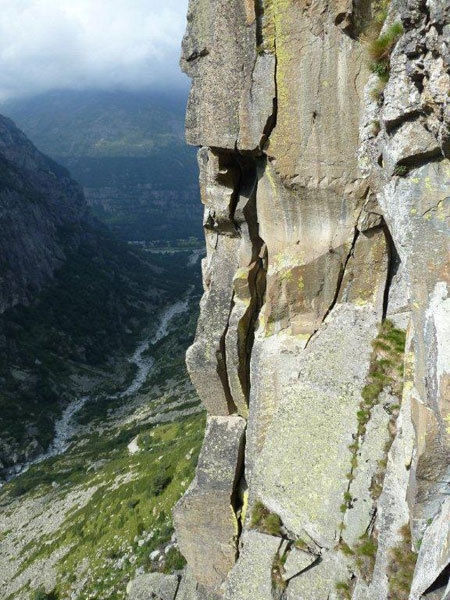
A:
0 0 190 101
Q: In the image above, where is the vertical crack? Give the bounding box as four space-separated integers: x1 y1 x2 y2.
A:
224 155 267 415
381 221 399 320
220 292 239 414
230 427 247 561
304 228 360 349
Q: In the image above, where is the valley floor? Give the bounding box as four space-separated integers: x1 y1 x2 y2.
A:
0 264 205 600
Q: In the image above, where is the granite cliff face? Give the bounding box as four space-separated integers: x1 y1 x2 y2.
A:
0 114 89 313
169 0 450 599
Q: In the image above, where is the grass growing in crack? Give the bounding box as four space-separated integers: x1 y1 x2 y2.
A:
162 546 187 573
337 541 354 557
354 534 378 582
388 524 418 599
335 581 352 600
250 501 282 536
360 0 390 49
271 551 288 592
294 538 309 551
360 0 403 87
368 22 403 62
393 165 409 176
367 21 403 83
338 321 406 576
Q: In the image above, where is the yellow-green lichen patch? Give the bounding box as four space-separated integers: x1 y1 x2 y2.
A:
256 0 276 54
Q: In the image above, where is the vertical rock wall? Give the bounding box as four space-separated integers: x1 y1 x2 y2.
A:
173 1 450 599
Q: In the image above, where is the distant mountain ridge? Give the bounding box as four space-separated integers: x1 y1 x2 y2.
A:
3 89 187 158
2 90 203 243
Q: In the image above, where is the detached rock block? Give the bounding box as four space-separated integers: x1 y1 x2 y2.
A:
286 551 348 600
174 416 246 594
237 53 276 151
383 120 441 174
186 150 241 416
181 0 270 150
410 498 450 600
223 531 281 600
282 547 318 581
176 568 218 600
251 303 380 546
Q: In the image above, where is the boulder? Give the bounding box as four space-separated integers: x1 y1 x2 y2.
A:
126 573 179 600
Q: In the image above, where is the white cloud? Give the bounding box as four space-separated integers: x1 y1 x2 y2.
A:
0 0 190 100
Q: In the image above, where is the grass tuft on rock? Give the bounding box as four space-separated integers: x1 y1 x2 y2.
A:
161 546 187 574
354 534 378 582
360 0 403 86
271 550 287 592
388 524 418 599
368 22 403 61
250 501 282 536
335 580 352 600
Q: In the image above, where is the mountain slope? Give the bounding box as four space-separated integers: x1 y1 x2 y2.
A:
0 114 89 312
0 261 204 600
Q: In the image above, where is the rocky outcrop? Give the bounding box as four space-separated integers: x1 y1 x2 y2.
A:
175 0 450 598
0 114 89 312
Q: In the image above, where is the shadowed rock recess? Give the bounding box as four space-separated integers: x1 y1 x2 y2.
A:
171 1 450 599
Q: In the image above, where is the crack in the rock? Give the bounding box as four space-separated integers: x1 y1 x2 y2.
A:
304 227 360 350
173 573 183 599
224 155 267 414
185 47 209 62
219 291 239 415
396 146 443 169
287 554 322 581
230 427 247 563
384 110 423 134
421 198 446 217
382 221 397 320
260 39 278 151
